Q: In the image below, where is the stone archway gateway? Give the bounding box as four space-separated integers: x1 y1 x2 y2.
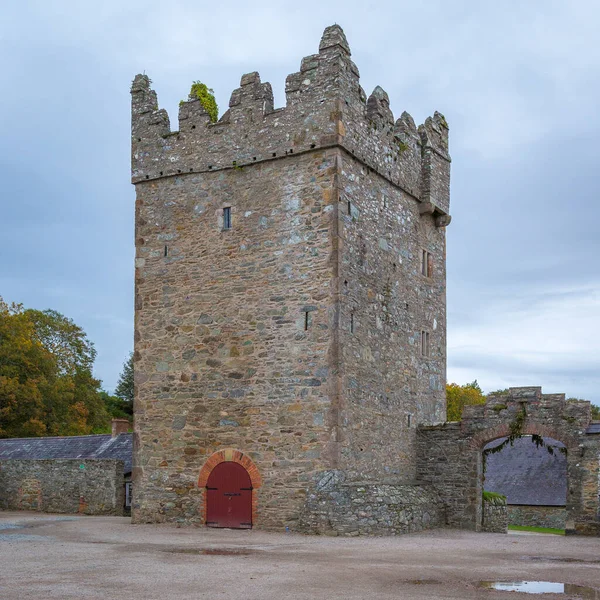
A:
198 449 262 528
416 387 600 535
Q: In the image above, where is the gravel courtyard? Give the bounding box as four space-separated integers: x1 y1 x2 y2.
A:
0 511 598 599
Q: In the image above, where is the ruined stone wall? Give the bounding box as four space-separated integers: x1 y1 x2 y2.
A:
578 433 600 535
299 471 445 536
132 24 451 528
508 505 566 530
482 496 508 533
0 459 124 515
337 153 446 480
416 387 599 535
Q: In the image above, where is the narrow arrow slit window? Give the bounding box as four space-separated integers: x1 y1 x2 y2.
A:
223 207 232 230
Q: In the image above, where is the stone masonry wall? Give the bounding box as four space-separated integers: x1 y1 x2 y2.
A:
132 25 451 528
508 505 566 530
578 433 600 535
0 459 124 515
416 387 599 535
337 153 446 481
133 150 338 528
299 471 445 536
482 497 508 533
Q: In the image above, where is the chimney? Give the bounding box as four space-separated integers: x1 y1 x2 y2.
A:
111 418 130 437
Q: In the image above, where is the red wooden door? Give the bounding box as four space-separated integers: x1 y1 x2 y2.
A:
206 462 252 528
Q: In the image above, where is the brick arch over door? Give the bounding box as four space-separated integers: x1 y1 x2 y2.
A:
416 387 597 534
198 449 262 526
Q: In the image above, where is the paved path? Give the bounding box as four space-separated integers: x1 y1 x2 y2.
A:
0 511 599 599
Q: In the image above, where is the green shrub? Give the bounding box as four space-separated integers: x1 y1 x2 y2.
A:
483 491 506 505
189 81 218 123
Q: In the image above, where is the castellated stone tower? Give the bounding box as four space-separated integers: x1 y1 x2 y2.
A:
131 25 451 531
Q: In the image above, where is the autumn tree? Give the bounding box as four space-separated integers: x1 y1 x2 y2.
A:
0 298 110 437
446 380 486 421
0 299 54 437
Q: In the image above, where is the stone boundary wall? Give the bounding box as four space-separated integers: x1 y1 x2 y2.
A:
579 434 600 535
299 471 445 536
508 505 566 530
416 387 600 535
482 498 508 533
0 459 124 516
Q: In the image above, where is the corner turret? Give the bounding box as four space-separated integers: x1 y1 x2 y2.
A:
419 112 451 220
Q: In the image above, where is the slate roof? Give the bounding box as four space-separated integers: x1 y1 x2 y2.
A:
484 436 566 506
0 433 133 475
586 422 600 434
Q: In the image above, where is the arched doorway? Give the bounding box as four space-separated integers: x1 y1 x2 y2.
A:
474 426 575 532
205 461 253 529
416 387 598 534
482 435 568 531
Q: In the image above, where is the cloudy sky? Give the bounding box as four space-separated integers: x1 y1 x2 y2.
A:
1 1 598 405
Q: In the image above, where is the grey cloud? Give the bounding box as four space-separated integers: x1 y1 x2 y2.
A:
1 2 598 402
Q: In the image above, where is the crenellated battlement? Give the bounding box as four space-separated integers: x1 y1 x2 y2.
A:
131 25 451 218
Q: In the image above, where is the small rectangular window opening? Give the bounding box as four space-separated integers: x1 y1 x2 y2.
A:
421 331 430 357
125 482 132 508
304 311 310 331
407 414 412 428
223 207 232 230
421 249 433 277
350 312 355 334
347 200 352 216
164 245 168 257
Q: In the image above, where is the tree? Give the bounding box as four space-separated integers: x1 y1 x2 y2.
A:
0 298 110 438
0 298 55 437
446 380 486 422
27 308 108 435
25 309 96 375
100 390 132 420
114 353 134 405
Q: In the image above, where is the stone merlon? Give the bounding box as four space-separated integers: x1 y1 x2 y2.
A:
130 24 451 217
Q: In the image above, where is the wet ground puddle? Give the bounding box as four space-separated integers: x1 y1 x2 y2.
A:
479 581 599 597
163 547 256 556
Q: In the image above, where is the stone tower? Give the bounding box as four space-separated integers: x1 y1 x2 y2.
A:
131 25 451 530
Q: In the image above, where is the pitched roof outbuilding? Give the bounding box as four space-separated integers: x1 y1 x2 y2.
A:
0 433 133 474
